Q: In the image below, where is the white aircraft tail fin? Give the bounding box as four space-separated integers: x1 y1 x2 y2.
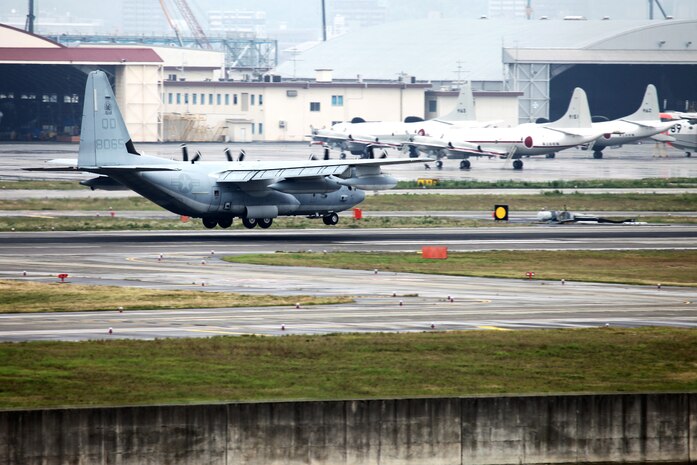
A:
547 87 592 129
439 81 476 122
624 84 659 121
78 71 139 169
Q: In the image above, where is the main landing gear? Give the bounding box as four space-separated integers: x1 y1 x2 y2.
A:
512 159 524 170
202 217 233 229
593 150 604 159
242 217 273 229
459 160 470 170
322 212 339 225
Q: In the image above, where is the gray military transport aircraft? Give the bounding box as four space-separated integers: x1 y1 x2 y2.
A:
31 71 429 229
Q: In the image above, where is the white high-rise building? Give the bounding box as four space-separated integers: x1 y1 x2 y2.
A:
488 0 528 19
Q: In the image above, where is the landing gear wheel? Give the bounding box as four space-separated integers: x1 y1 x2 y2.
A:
512 159 523 170
546 153 556 159
258 218 273 229
686 152 692 158
459 160 470 170
435 160 443 169
217 217 233 228
242 217 258 229
202 218 217 229
593 151 604 159
340 152 347 159
323 212 339 225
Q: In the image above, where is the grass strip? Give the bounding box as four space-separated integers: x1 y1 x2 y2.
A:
0 328 696 408
0 280 352 313
396 177 697 189
4 177 696 190
2 192 695 212
223 250 697 287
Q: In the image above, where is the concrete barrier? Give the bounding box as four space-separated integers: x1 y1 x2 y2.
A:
0 393 695 465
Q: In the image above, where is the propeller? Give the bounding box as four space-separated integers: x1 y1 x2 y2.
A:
224 148 234 162
323 147 330 160
191 151 202 163
380 150 388 159
366 146 375 159
181 144 189 162
238 149 246 162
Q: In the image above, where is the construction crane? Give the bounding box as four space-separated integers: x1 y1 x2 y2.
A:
159 0 212 49
648 0 669 19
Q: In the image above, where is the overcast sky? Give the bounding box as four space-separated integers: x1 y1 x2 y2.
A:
2 0 696 35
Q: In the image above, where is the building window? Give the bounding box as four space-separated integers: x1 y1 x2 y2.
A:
286 90 298 97
208 94 213 105
251 95 255 105
168 93 173 104
331 95 344 106
176 93 181 104
251 123 255 135
310 102 320 112
216 94 221 105
259 94 263 105
258 123 263 134
233 94 238 104
184 93 189 104
193 93 197 104
225 94 229 105
200 93 205 104
428 100 437 113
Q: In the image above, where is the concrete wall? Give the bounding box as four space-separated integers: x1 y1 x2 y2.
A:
1 393 695 465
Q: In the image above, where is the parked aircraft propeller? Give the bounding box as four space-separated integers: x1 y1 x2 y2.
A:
224 148 234 161
323 147 330 160
238 149 246 161
181 144 189 162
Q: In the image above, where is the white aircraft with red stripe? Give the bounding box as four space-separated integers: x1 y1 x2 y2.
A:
311 82 496 162
585 84 679 159
403 87 603 170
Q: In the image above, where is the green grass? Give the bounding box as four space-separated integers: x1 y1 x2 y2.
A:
223 250 697 287
2 192 696 213
362 192 697 211
0 280 352 313
0 179 84 190
1 328 696 408
397 177 697 189
5 177 696 191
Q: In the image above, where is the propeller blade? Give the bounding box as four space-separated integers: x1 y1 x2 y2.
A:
191 151 202 163
181 144 189 162
238 150 246 162
224 148 233 162
323 148 330 160
309 154 318 160
380 150 388 159
367 146 375 159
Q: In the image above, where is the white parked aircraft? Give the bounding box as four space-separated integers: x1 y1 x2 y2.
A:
30 71 430 230
404 87 603 170
655 111 697 157
311 82 496 163
584 84 679 159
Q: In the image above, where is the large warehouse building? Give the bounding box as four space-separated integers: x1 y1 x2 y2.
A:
0 18 695 142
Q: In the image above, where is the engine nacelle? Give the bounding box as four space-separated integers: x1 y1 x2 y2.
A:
338 174 397 190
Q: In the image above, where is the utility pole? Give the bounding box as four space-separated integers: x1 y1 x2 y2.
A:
25 0 35 33
321 0 327 41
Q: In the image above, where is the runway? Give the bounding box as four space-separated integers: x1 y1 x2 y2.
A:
0 227 695 341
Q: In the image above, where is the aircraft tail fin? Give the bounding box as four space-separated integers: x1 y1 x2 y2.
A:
438 81 476 122
546 87 592 129
78 70 139 169
624 84 659 121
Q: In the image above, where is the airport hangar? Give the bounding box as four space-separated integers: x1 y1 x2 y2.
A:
1 18 696 143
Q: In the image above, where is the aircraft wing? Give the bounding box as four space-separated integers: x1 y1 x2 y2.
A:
23 158 79 171
214 157 430 184
25 159 181 173
404 136 510 158
543 127 593 138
